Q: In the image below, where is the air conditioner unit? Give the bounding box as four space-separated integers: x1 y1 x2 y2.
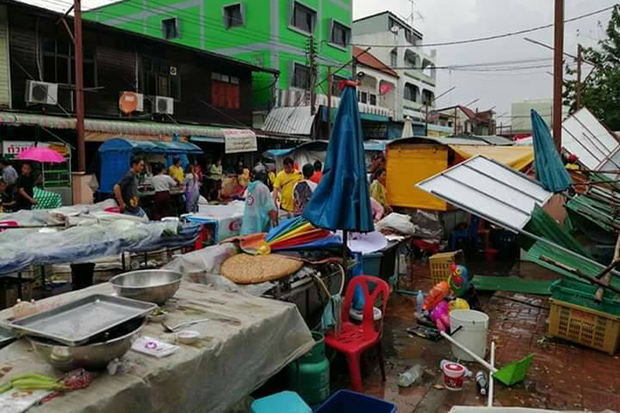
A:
26 81 58 105
154 96 174 115
132 93 144 112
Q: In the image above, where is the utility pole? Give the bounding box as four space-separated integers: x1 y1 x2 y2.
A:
424 104 429 136
576 43 582 111
327 66 332 138
553 0 564 152
73 0 85 172
309 35 317 116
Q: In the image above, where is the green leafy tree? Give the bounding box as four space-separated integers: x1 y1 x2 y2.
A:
564 5 620 130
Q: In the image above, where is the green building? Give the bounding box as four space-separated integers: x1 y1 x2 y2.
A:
85 0 352 111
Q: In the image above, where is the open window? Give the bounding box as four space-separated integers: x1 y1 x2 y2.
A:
223 3 244 29
404 83 419 102
291 1 316 34
162 18 180 40
329 20 350 48
292 63 311 89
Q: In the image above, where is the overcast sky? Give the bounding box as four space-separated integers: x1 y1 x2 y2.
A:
354 0 616 123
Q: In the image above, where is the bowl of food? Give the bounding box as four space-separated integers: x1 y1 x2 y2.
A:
110 270 182 304
28 318 146 371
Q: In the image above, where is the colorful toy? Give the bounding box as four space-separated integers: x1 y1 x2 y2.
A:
423 281 450 311
430 300 450 332
449 264 469 297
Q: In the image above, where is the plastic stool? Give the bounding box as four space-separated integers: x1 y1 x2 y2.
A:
251 391 311 413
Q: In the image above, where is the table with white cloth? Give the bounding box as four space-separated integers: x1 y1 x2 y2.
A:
0 281 314 413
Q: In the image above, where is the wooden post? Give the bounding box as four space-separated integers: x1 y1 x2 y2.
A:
594 234 620 302
576 44 582 110
327 66 332 138
553 0 564 152
74 0 85 172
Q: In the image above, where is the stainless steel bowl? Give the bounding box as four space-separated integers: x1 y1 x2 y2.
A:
110 270 182 304
28 318 146 371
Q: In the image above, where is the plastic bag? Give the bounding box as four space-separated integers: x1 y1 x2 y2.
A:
376 213 416 235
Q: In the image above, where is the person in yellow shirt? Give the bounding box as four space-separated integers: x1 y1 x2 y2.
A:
273 157 301 220
370 168 392 214
168 157 184 184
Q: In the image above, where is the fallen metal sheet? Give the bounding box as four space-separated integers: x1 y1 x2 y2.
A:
562 108 620 171
417 155 553 230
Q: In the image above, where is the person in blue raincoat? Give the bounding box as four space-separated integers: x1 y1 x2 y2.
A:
241 165 278 235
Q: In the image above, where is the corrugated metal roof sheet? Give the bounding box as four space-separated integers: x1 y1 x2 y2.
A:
417 155 553 230
261 106 316 136
469 135 514 146
562 108 620 171
388 136 491 147
0 111 250 138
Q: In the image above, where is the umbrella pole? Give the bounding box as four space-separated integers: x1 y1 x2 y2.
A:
342 230 348 277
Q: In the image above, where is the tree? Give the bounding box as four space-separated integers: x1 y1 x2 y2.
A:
563 5 620 130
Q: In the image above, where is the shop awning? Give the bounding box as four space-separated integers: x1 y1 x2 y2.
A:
261 107 317 136
449 144 534 170
98 138 202 155
0 111 253 140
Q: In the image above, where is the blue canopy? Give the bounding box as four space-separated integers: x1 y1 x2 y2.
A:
531 110 572 192
98 138 203 194
302 84 374 232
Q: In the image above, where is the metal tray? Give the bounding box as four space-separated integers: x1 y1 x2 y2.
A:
0 325 16 348
10 294 156 346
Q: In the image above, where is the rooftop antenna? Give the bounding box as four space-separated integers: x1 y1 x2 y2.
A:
405 0 424 27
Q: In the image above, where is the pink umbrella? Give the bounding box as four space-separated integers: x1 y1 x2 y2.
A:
17 147 65 164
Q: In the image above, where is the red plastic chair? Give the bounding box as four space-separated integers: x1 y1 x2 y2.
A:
325 275 389 392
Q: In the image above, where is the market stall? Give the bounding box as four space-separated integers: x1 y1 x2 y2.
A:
97 138 203 196
0 281 314 413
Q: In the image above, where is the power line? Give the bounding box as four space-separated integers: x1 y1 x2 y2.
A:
352 4 615 48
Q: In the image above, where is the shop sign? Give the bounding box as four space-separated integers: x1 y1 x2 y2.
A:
2 141 36 158
223 129 257 154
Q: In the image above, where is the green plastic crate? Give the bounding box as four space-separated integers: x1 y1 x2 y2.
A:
550 279 620 317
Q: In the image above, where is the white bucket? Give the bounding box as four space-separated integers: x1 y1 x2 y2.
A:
449 310 489 362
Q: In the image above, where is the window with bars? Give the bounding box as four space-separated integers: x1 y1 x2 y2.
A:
404 83 419 102
292 64 311 89
41 38 96 87
162 18 180 39
390 49 398 68
291 2 316 34
142 57 181 100
223 4 244 29
330 21 350 48
369 94 377 106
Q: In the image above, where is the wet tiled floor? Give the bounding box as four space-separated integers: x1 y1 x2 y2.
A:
330 260 620 412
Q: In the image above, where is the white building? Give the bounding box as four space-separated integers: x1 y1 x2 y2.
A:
352 11 437 123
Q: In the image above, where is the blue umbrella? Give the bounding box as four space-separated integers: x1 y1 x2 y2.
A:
531 109 572 192
303 82 374 233
303 81 374 314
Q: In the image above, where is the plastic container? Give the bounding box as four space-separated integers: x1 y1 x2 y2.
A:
416 290 424 315
429 250 464 285
251 391 311 413
398 364 422 387
449 310 489 361
442 362 466 391
315 390 396 413
550 279 620 316
549 298 620 355
362 252 383 278
288 332 330 405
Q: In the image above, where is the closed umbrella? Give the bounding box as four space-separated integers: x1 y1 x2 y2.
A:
303 81 374 234
402 116 414 138
531 109 572 192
